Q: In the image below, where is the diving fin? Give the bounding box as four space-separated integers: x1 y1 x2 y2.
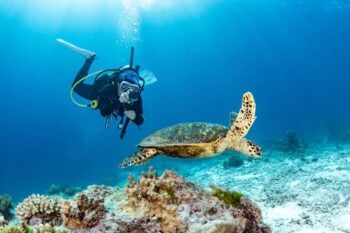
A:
56 38 96 59
139 69 158 86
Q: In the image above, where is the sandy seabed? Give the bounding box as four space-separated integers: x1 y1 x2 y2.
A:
176 144 350 233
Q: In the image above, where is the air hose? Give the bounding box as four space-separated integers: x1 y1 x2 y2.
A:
70 70 103 108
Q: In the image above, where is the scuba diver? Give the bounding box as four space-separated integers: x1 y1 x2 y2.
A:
57 39 157 139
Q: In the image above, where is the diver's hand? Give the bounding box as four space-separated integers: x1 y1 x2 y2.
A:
119 91 129 103
124 110 136 120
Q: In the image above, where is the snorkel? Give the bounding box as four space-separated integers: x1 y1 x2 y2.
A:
120 46 145 92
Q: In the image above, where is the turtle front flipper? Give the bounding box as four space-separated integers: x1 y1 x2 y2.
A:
233 138 262 158
119 148 158 168
227 92 256 141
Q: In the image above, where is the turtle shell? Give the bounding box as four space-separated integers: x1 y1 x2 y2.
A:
139 122 228 147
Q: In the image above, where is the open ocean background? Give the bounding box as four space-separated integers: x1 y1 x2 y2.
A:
1 1 350 230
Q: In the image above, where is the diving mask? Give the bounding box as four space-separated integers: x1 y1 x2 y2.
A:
119 81 140 93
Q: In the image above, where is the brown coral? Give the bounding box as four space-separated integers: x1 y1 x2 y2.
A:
9 170 270 233
61 193 105 230
236 198 271 233
124 167 191 233
124 167 270 233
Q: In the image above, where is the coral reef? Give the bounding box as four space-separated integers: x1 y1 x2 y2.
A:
113 217 162 233
0 223 71 233
15 194 62 226
210 185 271 233
7 168 270 233
61 194 105 230
124 167 270 233
81 185 113 203
124 167 190 232
210 185 243 208
0 194 13 221
213 223 237 233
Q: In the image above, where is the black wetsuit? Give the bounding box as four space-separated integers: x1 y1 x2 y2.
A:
72 57 144 126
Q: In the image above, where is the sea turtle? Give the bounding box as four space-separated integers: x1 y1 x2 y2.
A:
119 92 262 168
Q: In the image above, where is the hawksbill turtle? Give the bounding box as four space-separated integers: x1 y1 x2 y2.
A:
119 92 262 168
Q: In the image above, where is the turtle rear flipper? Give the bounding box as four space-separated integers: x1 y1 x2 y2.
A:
119 148 158 168
227 92 256 141
233 138 262 158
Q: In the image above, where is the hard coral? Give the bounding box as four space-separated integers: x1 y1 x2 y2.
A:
0 223 71 233
15 194 62 225
124 167 270 233
61 194 105 230
8 170 270 233
125 167 189 233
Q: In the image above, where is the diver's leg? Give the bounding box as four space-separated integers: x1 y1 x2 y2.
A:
72 56 96 86
71 56 98 100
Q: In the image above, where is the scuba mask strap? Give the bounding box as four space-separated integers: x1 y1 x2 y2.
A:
139 76 145 92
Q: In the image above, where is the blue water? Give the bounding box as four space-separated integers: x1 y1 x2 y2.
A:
0 0 349 202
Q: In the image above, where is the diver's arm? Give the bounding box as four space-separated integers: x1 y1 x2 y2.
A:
125 97 144 126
